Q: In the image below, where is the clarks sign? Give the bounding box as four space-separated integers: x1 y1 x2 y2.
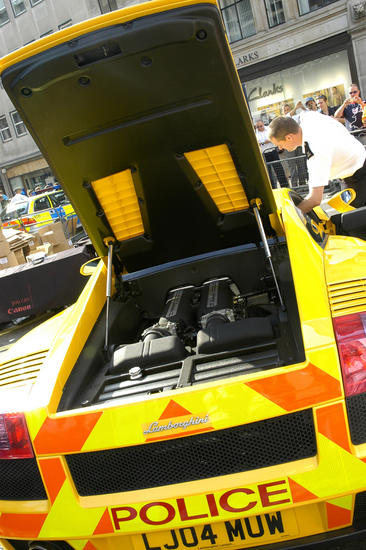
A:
247 83 284 102
236 50 259 66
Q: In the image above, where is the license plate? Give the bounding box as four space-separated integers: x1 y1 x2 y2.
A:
134 510 299 550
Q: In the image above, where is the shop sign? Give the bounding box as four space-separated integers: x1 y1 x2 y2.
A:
247 83 283 102
236 50 259 66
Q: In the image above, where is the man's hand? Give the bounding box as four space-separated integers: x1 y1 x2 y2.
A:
298 187 324 213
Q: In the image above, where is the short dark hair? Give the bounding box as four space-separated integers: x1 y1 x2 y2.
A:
316 94 327 102
268 116 300 141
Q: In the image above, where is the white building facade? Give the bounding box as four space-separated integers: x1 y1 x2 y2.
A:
0 0 365 194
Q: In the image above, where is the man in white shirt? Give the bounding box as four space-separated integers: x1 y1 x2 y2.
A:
268 111 366 213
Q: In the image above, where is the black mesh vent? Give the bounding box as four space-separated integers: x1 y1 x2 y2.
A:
0 458 47 500
66 409 316 496
346 393 366 445
354 491 366 526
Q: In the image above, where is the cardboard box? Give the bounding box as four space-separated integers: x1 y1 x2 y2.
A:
53 242 71 254
39 221 65 242
26 251 46 265
36 242 53 255
0 252 18 270
14 248 26 265
0 240 11 257
0 226 6 243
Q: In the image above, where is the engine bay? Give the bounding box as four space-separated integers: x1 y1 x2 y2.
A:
59 241 305 411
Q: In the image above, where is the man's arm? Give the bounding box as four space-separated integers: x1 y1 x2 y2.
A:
289 101 305 117
298 187 324 213
334 99 349 119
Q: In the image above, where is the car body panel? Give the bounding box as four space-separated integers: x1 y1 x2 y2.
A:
0 2 366 550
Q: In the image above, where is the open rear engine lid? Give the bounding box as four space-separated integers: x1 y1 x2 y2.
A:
0 0 278 272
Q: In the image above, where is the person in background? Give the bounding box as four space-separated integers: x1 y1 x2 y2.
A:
255 119 289 189
316 94 339 117
334 83 365 132
281 103 308 187
268 111 366 212
330 86 343 107
9 188 28 204
0 192 8 209
304 97 317 111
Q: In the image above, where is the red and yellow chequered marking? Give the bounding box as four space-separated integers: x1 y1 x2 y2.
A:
245 363 342 411
325 495 353 529
33 411 103 454
0 513 47 538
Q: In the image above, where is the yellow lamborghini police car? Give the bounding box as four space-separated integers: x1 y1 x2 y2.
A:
0 1 366 549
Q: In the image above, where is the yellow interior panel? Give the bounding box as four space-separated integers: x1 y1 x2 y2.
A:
184 144 249 213
92 170 144 241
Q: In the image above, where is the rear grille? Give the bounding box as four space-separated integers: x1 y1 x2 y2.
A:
346 392 366 445
0 350 48 390
0 459 47 500
328 279 366 316
66 409 316 496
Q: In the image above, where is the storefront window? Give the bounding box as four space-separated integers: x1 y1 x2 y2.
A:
298 0 339 16
264 0 285 28
245 51 351 123
220 0 256 43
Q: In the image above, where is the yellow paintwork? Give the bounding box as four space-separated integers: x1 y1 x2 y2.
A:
0 211 364 545
1 1 366 549
327 188 356 213
0 0 217 75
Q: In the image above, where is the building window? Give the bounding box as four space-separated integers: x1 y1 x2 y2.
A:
0 0 9 25
30 0 43 5
58 19 72 30
10 111 27 137
264 0 285 27
10 0 26 17
220 0 256 43
298 0 338 15
98 0 117 13
0 115 12 142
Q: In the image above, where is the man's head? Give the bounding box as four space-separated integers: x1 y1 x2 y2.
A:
304 97 317 111
348 83 361 102
282 103 291 115
268 116 302 151
255 120 265 132
316 94 328 111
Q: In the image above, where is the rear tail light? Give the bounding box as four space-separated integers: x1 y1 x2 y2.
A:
333 312 366 397
0 413 34 459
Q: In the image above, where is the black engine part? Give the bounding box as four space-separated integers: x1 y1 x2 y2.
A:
197 316 275 354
